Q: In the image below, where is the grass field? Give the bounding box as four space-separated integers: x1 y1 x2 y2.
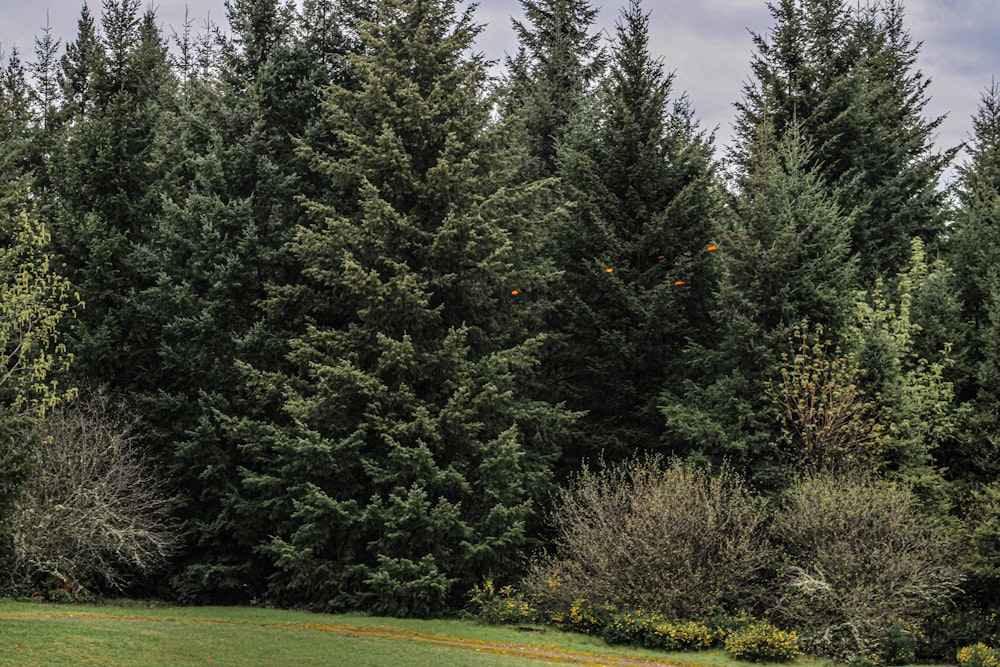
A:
0 600 825 667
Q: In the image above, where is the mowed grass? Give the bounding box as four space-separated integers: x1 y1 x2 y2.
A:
0 600 825 667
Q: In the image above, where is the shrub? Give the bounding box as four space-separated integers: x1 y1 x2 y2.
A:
646 619 716 651
523 456 777 620
556 598 615 635
600 609 716 651
724 621 803 662
963 482 1000 605
921 609 1000 661
958 643 1000 667
600 609 650 645
467 580 538 625
772 472 963 660
874 619 923 665
9 393 176 596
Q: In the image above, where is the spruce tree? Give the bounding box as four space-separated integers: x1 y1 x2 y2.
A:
234 0 571 615
547 0 719 461
131 0 358 602
47 1 175 392
0 49 31 175
949 82 1000 485
660 126 857 488
734 0 951 280
952 87 1000 597
501 0 605 178
58 3 101 118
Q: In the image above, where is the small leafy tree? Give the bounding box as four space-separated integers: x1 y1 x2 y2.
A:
847 240 960 499
0 183 79 541
768 321 887 476
10 392 176 596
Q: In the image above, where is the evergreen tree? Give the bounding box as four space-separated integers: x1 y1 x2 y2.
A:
30 20 61 131
734 0 951 280
58 3 101 118
234 0 571 615
47 1 175 392
501 0 605 178
547 0 719 461
949 82 1000 485
0 49 31 174
131 0 358 602
660 127 857 488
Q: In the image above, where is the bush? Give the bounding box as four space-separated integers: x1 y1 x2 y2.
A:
555 598 615 635
772 472 963 660
601 610 716 651
873 619 923 665
724 621 803 662
523 456 777 620
9 393 176 596
467 580 538 625
958 643 1000 667
963 482 1000 605
921 608 1000 661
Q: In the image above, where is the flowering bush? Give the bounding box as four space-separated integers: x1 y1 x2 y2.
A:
724 621 803 662
467 580 538 625
958 643 999 667
552 598 615 635
600 609 716 651
646 619 716 651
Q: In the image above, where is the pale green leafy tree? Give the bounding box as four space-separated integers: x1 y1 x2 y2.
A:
0 184 80 535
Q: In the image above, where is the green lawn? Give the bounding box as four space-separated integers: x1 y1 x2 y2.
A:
0 600 822 667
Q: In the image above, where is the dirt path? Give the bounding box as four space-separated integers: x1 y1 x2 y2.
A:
0 612 688 666
301 623 688 666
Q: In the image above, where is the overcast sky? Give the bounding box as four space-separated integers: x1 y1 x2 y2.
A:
1 0 999 179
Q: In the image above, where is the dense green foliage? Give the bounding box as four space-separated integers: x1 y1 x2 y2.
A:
0 0 999 657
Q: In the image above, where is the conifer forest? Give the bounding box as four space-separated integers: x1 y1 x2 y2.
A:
4 0 1000 661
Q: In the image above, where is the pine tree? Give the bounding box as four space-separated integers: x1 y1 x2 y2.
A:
660 126 857 488
234 0 572 615
949 82 1000 485
500 0 605 178
128 0 359 603
734 0 951 280
545 0 719 461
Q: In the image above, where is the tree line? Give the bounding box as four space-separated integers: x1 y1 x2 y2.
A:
1 0 999 638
